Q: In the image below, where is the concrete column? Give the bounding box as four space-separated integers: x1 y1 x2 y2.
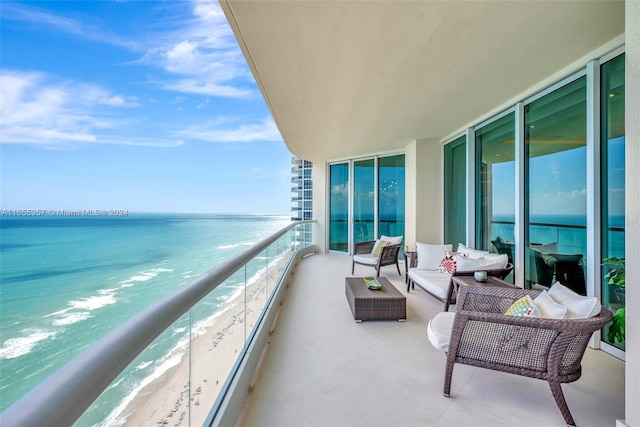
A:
312 161 327 253
622 1 640 426
404 141 418 250
410 138 443 245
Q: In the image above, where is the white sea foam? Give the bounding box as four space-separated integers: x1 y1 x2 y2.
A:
217 241 256 250
45 289 117 325
136 361 152 370
51 312 91 326
119 268 174 288
0 330 55 359
70 293 117 311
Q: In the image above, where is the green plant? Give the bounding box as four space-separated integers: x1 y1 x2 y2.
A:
603 257 625 345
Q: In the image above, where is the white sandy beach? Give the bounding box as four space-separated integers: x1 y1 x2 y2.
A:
120 260 284 427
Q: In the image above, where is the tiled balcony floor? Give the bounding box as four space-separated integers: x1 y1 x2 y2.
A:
238 252 625 427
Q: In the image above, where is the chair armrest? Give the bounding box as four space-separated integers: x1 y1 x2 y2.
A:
403 251 418 268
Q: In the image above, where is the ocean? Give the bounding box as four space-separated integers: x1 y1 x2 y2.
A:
0 213 291 422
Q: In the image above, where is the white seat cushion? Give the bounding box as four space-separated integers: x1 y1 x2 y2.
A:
408 268 451 299
428 312 455 351
353 253 378 265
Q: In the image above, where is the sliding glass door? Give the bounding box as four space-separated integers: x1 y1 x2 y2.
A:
328 155 405 253
444 136 467 247
525 77 587 293
354 159 375 243
329 163 349 252
475 113 516 278
378 155 405 239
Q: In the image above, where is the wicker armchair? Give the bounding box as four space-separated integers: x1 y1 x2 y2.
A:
437 285 612 426
351 240 402 277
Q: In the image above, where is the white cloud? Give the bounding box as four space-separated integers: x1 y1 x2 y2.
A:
0 70 177 147
176 117 282 143
140 0 254 97
165 79 252 97
1 2 140 50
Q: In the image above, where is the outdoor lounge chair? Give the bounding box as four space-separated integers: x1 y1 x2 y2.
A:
427 285 612 426
491 236 514 264
352 239 402 277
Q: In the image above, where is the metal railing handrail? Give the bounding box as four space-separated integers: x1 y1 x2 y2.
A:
0 220 315 427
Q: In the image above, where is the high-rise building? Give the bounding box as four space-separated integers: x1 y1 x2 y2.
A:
290 156 312 221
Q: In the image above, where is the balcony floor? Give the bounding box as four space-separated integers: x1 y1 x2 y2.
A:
238 252 625 426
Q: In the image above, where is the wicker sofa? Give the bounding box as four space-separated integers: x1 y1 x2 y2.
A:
428 285 612 426
406 243 513 310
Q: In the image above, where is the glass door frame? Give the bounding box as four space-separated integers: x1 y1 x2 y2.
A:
597 46 626 360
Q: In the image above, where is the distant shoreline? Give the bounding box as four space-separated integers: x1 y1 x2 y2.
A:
116 257 282 426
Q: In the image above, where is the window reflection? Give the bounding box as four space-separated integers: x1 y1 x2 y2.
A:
475 113 516 281
444 136 467 247
329 163 349 252
378 155 405 244
601 54 625 350
525 77 587 293
354 159 375 243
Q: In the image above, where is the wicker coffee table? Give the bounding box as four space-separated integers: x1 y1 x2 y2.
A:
345 277 406 322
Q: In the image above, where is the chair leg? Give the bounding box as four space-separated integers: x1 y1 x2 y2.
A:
351 261 355 274
395 262 401 275
443 357 454 398
548 381 576 426
444 280 456 312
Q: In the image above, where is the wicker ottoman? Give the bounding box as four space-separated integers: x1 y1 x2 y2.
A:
345 277 406 322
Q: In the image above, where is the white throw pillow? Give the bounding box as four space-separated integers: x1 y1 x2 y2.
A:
380 235 403 245
534 290 568 319
548 282 600 319
457 243 490 259
483 253 509 268
454 253 508 272
416 243 452 270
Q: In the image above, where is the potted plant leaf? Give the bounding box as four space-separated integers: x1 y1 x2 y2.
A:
603 256 625 345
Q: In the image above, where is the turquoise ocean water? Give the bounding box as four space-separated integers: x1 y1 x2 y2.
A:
0 213 291 422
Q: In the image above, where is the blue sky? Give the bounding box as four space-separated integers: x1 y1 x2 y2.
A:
0 0 294 214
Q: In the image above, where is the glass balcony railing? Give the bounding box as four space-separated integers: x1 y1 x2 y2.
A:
0 221 316 427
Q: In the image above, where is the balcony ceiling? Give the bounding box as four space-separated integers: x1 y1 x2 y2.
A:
221 1 624 163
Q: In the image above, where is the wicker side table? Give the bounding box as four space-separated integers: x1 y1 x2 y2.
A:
345 277 406 322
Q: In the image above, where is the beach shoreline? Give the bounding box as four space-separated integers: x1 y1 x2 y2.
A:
117 260 283 427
